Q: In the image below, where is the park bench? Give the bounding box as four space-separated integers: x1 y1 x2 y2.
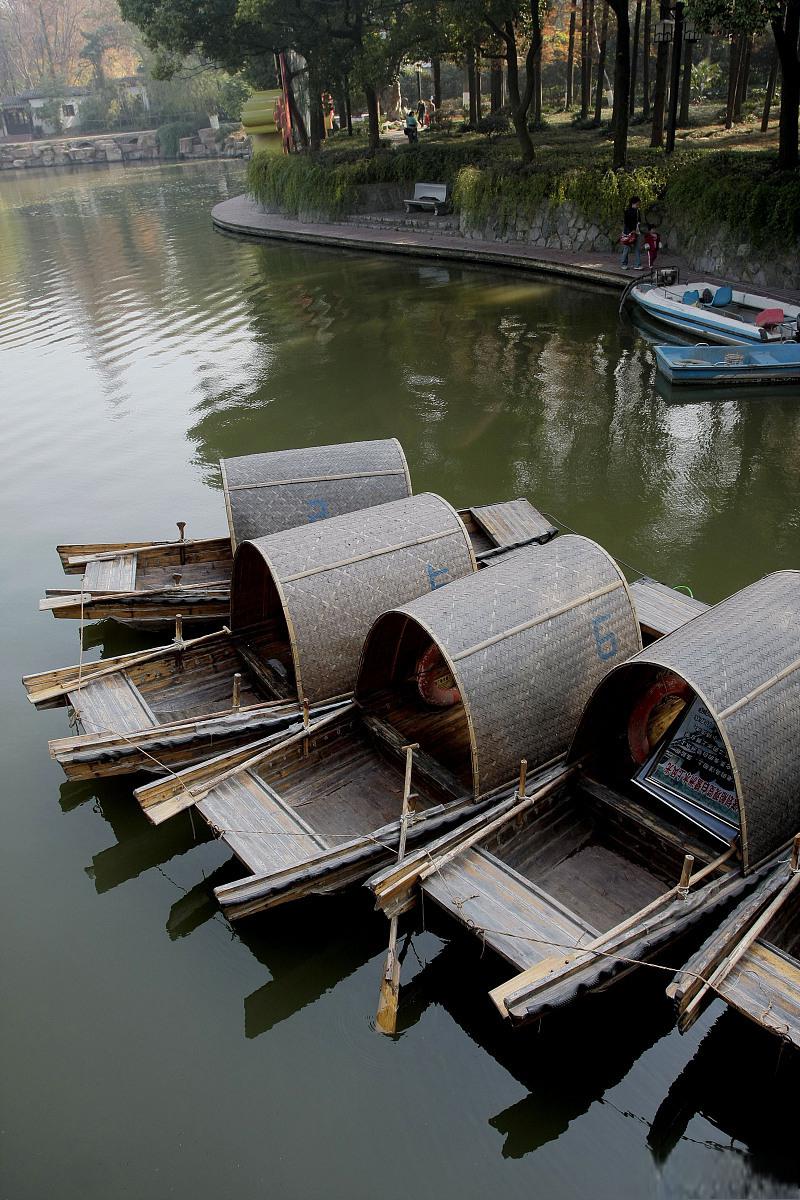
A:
403 182 451 215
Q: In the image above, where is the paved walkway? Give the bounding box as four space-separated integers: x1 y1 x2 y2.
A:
212 194 799 303
212 193 636 292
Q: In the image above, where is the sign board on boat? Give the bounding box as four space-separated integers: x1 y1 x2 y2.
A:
635 696 739 840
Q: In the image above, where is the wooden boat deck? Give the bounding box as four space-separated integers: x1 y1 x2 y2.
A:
42 625 292 743
718 939 800 1044
424 848 596 971
68 673 158 735
422 781 701 976
198 715 467 882
628 577 708 639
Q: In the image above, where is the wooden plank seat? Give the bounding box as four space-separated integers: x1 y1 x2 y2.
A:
403 182 450 215
68 673 158 735
83 553 137 593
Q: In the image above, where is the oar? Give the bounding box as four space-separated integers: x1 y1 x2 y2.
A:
376 742 418 1036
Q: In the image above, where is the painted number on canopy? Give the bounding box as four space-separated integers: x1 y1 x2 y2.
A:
592 613 618 661
427 564 450 590
307 497 330 522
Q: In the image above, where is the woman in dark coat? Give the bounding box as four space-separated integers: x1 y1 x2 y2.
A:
621 196 643 269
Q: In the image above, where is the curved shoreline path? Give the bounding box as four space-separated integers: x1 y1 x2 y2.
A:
212 193 633 291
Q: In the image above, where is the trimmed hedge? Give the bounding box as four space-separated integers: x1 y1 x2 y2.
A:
248 140 800 251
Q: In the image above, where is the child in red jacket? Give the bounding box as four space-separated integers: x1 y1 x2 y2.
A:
643 226 662 269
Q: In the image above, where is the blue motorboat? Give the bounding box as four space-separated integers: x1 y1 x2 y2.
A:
630 279 800 345
654 342 800 386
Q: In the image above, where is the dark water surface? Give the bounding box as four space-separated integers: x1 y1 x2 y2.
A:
1 161 798 1200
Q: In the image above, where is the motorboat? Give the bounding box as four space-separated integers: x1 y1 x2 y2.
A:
629 279 800 345
654 343 800 387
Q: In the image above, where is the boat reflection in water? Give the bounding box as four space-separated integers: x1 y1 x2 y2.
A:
649 1008 800 1188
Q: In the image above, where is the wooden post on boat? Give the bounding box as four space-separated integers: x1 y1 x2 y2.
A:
677 854 694 898
376 742 418 1036
177 521 186 565
517 759 528 798
232 672 242 712
172 572 182 588
174 613 183 644
302 696 310 758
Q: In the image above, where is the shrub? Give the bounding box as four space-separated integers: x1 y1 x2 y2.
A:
477 112 511 141
247 139 799 252
157 120 201 158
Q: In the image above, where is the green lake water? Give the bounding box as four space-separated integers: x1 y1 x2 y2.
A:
1 159 798 1200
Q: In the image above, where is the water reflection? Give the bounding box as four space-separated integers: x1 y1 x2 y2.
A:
62 777 213 894
396 921 672 1159
649 1008 800 1188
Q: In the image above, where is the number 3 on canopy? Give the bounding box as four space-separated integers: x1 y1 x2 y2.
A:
591 613 618 661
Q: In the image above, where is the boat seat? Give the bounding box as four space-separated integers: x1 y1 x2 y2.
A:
711 285 733 307
755 307 784 328
682 289 700 305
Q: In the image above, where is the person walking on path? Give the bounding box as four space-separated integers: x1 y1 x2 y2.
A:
620 196 643 270
404 110 419 143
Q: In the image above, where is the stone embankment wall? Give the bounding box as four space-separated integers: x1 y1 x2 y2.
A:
336 183 798 292
0 129 250 171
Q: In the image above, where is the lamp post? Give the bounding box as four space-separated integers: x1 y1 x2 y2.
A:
655 3 700 152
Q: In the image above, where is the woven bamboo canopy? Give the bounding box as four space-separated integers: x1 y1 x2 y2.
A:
571 570 800 873
356 535 642 796
230 493 476 703
220 438 412 549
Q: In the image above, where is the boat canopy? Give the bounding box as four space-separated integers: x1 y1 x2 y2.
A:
220 438 412 548
571 571 800 873
230 493 476 703
356 535 642 796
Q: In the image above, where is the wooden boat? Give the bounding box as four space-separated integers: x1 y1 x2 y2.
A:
40 438 415 628
668 841 800 1048
132 535 643 923
654 342 800 387
630 280 800 345
369 570 800 1028
24 494 553 780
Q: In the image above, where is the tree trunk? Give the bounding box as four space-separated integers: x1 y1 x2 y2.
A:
650 0 670 145
772 0 800 169
760 52 778 131
678 41 692 126
594 2 609 123
725 35 741 129
364 84 380 150
608 0 631 166
503 22 536 161
665 0 683 151
565 7 576 109
580 0 590 118
642 0 652 116
733 36 750 121
490 59 504 111
629 0 641 115
475 41 483 118
432 56 442 111
344 75 353 135
534 44 543 122
466 46 478 125
307 60 325 151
